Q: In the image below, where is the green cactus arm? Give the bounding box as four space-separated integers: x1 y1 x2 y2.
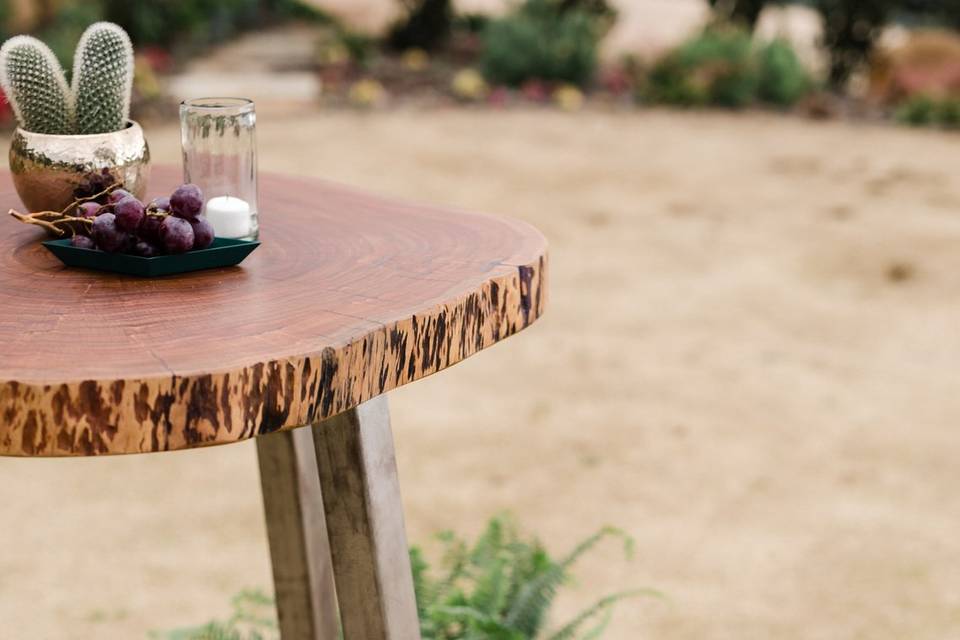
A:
72 22 134 135
0 35 75 134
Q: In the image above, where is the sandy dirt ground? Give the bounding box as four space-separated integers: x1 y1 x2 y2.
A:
1 108 960 639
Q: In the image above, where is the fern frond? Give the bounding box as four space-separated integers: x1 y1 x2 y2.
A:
431 605 524 639
579 608 614 640
436 529 470 596
546 589 659 640
227 589 277 631
505 543 551 608
410 546 434 629
470 555 511 616
470 515 508 567
504 527 634 636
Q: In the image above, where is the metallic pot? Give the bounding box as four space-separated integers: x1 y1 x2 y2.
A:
9 120 150 213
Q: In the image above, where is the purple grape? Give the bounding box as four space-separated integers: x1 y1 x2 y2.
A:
108 188 132 205
114 196 145 232
122 234 140 254
170 184 203 220
148 196 170 212
71 235 96 250
140 213 165 242
190 215 215 250
76 202 101 219
91 213 129 253
133 240 159 257
160 216 195 254
74 168 116 203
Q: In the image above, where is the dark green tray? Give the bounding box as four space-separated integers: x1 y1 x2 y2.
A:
42 237 260 277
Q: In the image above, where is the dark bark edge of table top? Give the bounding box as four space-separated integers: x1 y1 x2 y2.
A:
0 202 547 458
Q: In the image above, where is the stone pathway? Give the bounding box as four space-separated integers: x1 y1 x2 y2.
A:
166 23 322 106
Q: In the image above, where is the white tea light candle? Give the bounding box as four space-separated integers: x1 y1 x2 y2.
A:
205 196 252 239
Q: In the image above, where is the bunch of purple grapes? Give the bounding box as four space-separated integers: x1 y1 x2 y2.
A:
71 184 215 257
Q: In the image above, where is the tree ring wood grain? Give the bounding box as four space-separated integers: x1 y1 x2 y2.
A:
0 167 547 457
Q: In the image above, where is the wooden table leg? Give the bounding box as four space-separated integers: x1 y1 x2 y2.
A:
311 396 422 640
257 427 340 639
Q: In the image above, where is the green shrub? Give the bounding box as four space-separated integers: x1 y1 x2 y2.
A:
151 589 276 640
644 27 812 109
101 0 253 46
338 28 376 67
937 97 960 128
480 0 601 87
154 516 653 640
895 95 937 125
556 0 618 33
645 26 758 108
895 94 960 128
701 1 960 93
757 38 810 106
413 516 648 639
97 0 327 50
645 54 707 106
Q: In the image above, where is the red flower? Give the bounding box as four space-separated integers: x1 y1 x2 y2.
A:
0 88 13 123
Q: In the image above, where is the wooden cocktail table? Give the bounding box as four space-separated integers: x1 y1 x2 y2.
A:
0 167 547 639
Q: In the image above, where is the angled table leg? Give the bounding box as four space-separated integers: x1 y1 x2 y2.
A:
257 427 340 639
311 396 422 640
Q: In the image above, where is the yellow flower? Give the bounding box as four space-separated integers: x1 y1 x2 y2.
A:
402 48 430 71
317 42 349 66
349 79 386 108
451 69 489 101
553 84 585 111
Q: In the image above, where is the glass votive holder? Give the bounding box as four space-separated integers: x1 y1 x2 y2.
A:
179 97 258 240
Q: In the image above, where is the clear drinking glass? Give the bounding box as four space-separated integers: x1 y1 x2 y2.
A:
179 98 258 240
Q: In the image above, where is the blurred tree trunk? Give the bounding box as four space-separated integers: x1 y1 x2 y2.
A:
814 0 891 91
707 0 767 30
388 0 453 52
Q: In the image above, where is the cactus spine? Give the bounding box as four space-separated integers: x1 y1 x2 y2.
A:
72 22 134 134
0 36 73 135
0 22 134 135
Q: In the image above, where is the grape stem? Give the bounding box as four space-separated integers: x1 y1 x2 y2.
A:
8 181 122 236
8 210 94 236
65 181 122 212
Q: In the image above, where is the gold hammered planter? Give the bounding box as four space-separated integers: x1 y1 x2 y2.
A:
9 120 150 213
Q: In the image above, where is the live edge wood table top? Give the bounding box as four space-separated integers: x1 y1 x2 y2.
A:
0 165 548 457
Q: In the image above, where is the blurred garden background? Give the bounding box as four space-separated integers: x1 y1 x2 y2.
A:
1 0 960 637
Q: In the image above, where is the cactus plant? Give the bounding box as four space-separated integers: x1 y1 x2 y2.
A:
0 22 133 135
72 22 134 134
0 36 74 135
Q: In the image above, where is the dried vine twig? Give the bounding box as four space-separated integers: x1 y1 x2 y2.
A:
8 181 120 236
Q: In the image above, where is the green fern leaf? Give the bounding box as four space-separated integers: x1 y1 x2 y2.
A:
505 527 633 636
545 589 659 640
432 605 524 639
470 555 511 617
470 515 507 567
578 608 614 640
437 529 470 598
